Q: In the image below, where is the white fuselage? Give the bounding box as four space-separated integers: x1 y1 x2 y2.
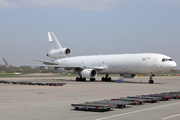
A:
55 53 177 75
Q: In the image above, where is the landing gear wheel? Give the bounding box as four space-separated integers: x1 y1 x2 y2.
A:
76 77 79 81
148 80 154 84
101 76 112 82
90 78 95 81
76 77 86 81
101 77 105 81
82 78 86 81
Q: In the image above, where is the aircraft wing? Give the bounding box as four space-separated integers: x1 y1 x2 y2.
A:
31 59 105 70
38 65 105 70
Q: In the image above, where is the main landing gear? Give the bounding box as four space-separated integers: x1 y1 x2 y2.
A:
148 76 154 84
76 76 96 81
90 78 96 81
101 74 112 82
76 77 86 81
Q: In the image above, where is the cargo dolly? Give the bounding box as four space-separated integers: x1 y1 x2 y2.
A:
71 91 180 112
127 96 157 103
161 94 179 99
154 93 175 99
46 82 65 86
4 80 11 84
0 80 66 87
0 80 8 83
11 81 20 84
71 103 115 111
19 81 28 85
88 100 128 108
0 80 4 83
117 97 145 105
160 92 180 99
36 82 47 85
28 82 37 85
108 98 142 105
149 94 169 101
141 94 168 101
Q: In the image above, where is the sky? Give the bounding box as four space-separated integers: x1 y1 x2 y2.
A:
0 0 180 69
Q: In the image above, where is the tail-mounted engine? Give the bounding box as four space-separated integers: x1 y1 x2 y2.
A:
47 48 71 58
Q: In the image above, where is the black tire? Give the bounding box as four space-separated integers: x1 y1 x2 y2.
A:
83 78 86 81
90 78 95 81
75 107 79 110
148 80 150 84
119 105 123 108
149 80 154 84
152 80 154 84
102 77 105 81
107 108 110 111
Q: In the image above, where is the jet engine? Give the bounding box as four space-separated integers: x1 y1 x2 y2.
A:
47 48 71 58
121 74 137 78
81 69 97 78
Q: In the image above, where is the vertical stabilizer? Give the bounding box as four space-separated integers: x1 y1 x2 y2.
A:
48 32 62 50
2 58 10 67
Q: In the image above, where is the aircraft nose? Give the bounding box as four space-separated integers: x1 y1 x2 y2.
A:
172 61 177 68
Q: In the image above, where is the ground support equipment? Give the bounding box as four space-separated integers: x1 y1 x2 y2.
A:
71 103 115 111
88 100 128 109
127 96 157 103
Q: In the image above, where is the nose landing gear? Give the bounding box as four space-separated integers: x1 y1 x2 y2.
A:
148 76 154 84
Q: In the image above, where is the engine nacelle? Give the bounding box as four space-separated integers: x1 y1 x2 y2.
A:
47 48 71 58
121 74 137 78
81 69 97 78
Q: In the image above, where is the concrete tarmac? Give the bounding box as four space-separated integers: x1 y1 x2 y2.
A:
0 75 180 120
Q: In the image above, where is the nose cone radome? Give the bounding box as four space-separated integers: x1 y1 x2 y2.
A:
172 61 177 69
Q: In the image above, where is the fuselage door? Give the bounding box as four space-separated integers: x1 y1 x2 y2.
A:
151 58 159 73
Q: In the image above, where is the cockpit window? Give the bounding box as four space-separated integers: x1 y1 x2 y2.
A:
162 58 166 62
162 58 173 62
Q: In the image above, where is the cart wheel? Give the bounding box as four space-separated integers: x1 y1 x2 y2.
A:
75 107 79 110
107 108 110 111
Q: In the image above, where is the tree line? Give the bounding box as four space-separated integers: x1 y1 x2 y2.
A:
0 65 58 73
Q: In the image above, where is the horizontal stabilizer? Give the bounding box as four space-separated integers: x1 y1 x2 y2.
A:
31 59 59 65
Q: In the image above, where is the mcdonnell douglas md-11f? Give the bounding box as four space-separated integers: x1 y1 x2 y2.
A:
5 32 177 84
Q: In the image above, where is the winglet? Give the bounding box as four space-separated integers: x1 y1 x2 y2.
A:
48 32 62 50
2 58 10 67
